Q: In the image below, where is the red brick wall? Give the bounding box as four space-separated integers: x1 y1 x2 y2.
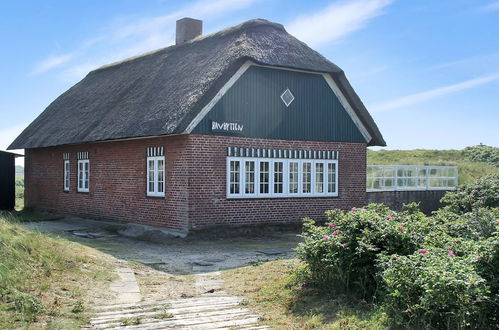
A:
25 134 366 231
186 135 366 229
25 135 191 231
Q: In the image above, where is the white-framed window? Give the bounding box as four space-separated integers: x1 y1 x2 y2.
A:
64 160 70 191
147 156 165 197
77 159 89 192
227 156 338 198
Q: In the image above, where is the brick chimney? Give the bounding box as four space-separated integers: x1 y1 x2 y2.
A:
176 18 202 45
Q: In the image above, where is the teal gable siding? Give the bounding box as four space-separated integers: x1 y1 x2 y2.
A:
192 65 366 143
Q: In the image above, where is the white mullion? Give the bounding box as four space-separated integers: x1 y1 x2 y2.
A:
310 160 316 196
272 159 275 196
239 158 244 197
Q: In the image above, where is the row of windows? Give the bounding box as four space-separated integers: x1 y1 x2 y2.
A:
62 155 165 196
227 157 338 198
62 153 339 199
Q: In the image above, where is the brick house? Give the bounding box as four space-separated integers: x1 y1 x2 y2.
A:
9 18 385 232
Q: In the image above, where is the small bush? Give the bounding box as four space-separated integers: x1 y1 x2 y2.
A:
441 174 499 213
8 292 46 322
296 203 426 299
463 145 499 167
298 194 499 328
380 249 491 329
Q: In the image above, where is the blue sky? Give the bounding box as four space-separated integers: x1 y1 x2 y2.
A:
1 0 498 163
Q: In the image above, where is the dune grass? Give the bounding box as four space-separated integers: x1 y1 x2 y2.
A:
0 212 115 329
367 149 499 184
223 259 387 329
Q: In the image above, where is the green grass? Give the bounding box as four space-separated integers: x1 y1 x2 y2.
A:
223 259 387 329
367 148 499 184
0 212 114 329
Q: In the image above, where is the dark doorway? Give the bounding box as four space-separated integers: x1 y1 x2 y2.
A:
0 151 22 210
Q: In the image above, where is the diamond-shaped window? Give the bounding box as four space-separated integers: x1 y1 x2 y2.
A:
280 88 295 107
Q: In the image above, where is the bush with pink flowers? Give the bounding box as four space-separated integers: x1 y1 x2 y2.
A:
297 183 499 329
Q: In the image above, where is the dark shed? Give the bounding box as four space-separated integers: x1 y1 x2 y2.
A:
0 151 22 210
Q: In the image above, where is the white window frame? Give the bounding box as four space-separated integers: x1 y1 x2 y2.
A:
64 160 70 191
77 159 90 193
227 157 339 198
147 156 165 197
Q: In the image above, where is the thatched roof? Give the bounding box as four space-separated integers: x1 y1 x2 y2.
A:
9 19 385 149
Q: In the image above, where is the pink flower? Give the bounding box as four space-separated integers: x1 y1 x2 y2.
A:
398 225 405 231
329 223 336 228
387 215 393 220
351 207 357 211
419 250 427 255
340 243 349 248
448 250 455 256
332 230 340 236
322 234 329 240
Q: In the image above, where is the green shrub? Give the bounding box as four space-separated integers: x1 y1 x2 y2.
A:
297 196 499 328
296 203 426 299
379 249 491 329
8 292 46 322
441 174 499 213
463 145 499 167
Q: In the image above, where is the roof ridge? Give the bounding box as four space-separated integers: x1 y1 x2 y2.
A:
92 18 284 73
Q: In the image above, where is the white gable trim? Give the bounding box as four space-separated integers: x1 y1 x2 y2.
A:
321 74 371 142
184 60 253 133
184 61 371 143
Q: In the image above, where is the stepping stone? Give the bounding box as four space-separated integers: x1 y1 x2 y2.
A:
203 258 225 263
132 259 165 265
70 231 97 239
255 249 287 255
192 260 214 266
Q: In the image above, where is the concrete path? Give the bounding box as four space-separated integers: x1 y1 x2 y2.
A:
109 267 142 304
89 269 267 329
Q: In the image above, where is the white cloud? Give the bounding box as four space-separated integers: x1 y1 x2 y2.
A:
286 0 393 47
370 73 499 113
30 52 75 75
479 1 499 12
54 0 259 82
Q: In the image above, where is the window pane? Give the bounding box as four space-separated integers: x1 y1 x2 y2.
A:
260 161 269 194
302 162 311 193
157 159 164 193
148 159 155 193
315 163 324 193
289 162 299 194
230 160 240 194
274 162 283 194
245 161 255 194
328 163 336 193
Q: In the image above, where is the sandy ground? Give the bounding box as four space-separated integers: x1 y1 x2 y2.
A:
22 217 301 302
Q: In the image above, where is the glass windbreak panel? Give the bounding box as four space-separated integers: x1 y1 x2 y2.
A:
245 161 255 194
302 162 311 193
384 167 395 177
327 163 336 193
384 178 394 188
315 163 324 193
229 160 240 194
259 161 269 194
157 159 164 193
274 162 284 194
289 162 299 194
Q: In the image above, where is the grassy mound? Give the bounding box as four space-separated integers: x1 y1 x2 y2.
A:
0 212 114 329
367 148 499 184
